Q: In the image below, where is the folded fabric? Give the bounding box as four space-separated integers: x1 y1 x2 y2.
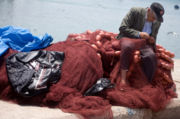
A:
84 78 114 96
6 50 65 97
0 26 53 56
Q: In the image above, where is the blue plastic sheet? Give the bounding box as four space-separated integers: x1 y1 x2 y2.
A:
0 26 53 56
0 40 9 56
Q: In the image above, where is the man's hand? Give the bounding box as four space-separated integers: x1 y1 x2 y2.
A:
139 32 150 39
139 32 155 44
148 36 155 44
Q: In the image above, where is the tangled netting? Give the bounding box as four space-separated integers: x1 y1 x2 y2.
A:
0 30 177 119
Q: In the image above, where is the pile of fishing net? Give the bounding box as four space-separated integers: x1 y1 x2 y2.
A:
0 30 177 119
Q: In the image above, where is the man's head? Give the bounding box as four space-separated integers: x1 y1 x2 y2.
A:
147 2 165 22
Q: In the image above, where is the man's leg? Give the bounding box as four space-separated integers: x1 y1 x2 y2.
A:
119 39 135 85
140 46 157 82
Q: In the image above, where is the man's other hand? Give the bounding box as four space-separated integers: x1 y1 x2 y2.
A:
139 32 150 39
148 36 155 44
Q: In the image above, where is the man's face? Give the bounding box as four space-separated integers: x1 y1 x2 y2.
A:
148 9 157 22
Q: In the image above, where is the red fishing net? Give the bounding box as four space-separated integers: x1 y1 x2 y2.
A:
0 30 177 119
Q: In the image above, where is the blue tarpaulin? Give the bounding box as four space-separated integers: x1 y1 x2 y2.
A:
0 26 53 56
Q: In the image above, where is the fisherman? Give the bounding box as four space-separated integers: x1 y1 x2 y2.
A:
117 2 165 85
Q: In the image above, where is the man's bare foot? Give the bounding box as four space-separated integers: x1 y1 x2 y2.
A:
117 79 129 91
120 79 127 86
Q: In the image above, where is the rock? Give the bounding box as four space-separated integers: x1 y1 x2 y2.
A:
112 106 152 119
152 99 180 119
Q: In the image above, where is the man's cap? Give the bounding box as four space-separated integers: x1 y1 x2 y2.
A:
150 2 165 22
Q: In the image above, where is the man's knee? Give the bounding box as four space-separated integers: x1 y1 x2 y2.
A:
121 43 135 53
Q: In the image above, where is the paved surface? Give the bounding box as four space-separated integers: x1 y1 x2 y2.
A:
0 59 180 119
